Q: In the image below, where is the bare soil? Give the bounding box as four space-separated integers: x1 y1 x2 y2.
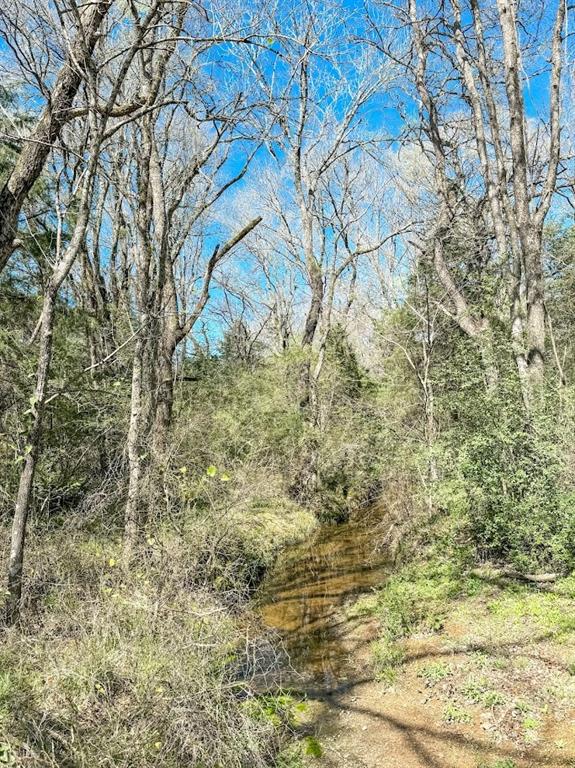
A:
298 600 575 768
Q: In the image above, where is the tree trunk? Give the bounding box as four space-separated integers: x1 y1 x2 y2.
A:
152 339 177 461
5 292 55 625
510 233 546 410
424 376 437 515
123 331 147 560
298 261 323 410
524 232 546 390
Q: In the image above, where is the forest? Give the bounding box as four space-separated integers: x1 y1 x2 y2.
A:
1 0 575 766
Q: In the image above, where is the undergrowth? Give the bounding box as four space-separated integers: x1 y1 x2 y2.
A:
0 490 314 767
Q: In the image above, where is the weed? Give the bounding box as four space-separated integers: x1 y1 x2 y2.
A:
347 593 379 619
303 736 323 758
0 742 15 766
513 699 531 715
276 736 322 767
482 690 505 708
276 745 305 768
245 694 299 728
372 639 405 685
442 703 472 724
522 715 540 744
522 715 539 730
462 677 489 703
461 677 505 708
417 662 451 686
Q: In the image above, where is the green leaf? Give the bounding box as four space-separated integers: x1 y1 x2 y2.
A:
0 742 15 765
206 465 217 477
220 472 231 482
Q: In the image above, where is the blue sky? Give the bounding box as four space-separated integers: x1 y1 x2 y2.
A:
1 0 572 348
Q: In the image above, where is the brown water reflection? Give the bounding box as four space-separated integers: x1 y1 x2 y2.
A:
257 516 390 690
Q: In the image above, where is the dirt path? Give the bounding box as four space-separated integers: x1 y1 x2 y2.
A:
306 670 575 767
298 612 575 768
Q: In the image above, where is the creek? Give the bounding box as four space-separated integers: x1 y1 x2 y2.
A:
256 513 390 693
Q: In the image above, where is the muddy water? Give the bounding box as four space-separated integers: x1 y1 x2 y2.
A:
257 516 390 691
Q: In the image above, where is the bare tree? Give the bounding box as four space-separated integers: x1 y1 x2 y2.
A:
0 0 114 272
4 0 175 624
369 0 568 406
244 4 387 416
112 6 265 555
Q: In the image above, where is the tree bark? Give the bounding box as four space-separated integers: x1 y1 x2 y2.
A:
495 0 565 399
152 338 177 460
123 332 147 560
5 292 55 625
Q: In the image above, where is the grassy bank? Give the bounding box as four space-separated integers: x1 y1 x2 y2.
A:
0 491 317 767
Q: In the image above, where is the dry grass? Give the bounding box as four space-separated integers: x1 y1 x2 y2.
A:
0 495 313 767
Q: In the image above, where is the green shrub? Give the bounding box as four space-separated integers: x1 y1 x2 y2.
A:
434 335 575 572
